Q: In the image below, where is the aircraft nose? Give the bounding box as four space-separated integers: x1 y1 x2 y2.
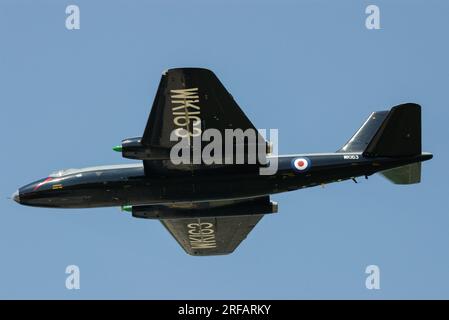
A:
12 190 20 204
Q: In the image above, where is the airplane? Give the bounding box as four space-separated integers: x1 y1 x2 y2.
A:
12 68 433 256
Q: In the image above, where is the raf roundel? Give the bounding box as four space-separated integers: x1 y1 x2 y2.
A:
292 157 311 172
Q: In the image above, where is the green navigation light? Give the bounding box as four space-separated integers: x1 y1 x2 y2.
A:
121 205 132 212
112 145 123 152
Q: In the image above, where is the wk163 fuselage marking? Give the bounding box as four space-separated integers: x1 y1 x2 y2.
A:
13 68 433 256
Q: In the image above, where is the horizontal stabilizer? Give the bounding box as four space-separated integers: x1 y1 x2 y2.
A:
380 162 421 184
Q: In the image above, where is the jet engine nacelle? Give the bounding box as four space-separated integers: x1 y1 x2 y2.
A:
116 137 273 161
118 137 170 160
130 198 278 220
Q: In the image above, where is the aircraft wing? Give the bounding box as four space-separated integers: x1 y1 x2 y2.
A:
153 196 276 255
161 215 264 256
129 68 269 173
142 67 264 149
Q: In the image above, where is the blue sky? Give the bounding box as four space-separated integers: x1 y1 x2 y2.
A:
0 0 448 299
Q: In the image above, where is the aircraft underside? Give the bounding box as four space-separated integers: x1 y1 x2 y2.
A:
13 68 433 256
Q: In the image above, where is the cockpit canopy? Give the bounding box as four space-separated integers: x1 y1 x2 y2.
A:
49 168 79 178
49 164 143 178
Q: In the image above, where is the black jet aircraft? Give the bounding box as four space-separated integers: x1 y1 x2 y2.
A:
13 68 433 256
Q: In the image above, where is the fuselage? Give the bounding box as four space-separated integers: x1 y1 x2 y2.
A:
14 152 432 209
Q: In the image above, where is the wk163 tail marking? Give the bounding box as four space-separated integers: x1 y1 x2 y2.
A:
343 154 360 160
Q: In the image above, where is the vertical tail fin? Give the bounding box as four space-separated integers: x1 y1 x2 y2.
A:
338 103 426 185
337 111 389 153
338 103 422 157
363 103 421 157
